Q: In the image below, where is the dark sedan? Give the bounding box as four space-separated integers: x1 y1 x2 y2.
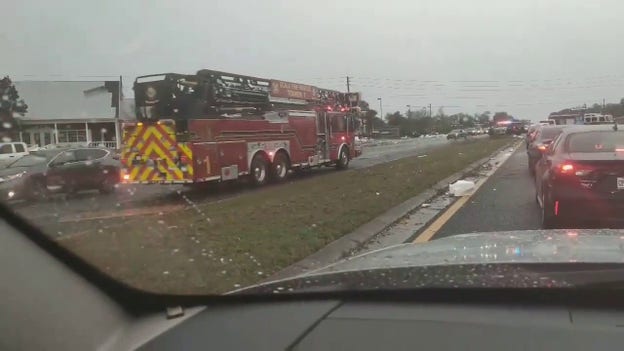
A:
526 125 565 173
535 124 624 228
0 148 120 201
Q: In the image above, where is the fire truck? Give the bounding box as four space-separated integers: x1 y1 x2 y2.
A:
120 69 362 186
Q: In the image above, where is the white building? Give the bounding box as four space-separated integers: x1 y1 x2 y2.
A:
13 81 135 149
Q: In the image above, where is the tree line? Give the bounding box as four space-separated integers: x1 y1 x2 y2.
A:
359 100 492 137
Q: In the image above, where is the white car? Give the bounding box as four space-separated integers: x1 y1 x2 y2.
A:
0 142 29 167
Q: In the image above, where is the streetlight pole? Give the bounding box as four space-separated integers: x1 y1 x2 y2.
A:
406 104 411 117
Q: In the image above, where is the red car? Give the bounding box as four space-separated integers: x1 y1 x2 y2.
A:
535 124 624 228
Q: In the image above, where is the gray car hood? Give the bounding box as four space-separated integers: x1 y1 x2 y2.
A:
235 229 624 294
313 229 624 275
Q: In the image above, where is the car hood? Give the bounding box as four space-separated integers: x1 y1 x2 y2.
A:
0 166 41 178
236 229 624 294
312 229 624 274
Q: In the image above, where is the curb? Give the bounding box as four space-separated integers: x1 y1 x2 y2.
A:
267 138 520 281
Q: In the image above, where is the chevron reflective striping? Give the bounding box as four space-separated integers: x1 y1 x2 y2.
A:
178 143 194 176
122 123 192 182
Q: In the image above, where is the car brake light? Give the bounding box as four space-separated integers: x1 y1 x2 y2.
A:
559 163 574 173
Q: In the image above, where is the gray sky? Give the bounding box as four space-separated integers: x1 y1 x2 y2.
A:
3 0 624 120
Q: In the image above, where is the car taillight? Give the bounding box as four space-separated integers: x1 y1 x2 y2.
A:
556 162 593 177
558 163 574 174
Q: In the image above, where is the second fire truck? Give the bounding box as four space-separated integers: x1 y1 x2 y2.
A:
121 69 362 186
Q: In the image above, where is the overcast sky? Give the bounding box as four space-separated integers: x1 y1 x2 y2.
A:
3 0 624 120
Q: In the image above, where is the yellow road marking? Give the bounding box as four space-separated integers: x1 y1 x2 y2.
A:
413 177 488 243
413 194 472 243
413 141 521 243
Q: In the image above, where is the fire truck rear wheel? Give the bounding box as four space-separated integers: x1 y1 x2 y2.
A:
271 152 290 182
250 154 269 186
336 147 350 169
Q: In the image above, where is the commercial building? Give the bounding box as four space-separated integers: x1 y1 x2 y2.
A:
13 80 134 149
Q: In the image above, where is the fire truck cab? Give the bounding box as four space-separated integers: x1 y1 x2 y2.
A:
121 70 362 186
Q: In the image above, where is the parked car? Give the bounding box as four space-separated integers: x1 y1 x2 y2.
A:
526 126 565 173
446 129 467 140
0 142 29 168
534 124 624 228
466 128 479 136
0 148 120 201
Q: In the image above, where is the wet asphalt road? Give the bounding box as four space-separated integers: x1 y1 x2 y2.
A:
433 146 542 238
432 144 624 239
11 135 478 224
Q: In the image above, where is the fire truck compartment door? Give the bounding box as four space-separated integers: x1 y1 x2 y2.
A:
191 144 218 180
218 141 247 174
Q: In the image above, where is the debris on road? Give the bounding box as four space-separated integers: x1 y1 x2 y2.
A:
449 180 476 196
421 203 431 208
417 155 428 158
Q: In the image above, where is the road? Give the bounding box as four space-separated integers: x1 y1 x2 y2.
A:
429 145 623 240
11 135 478 224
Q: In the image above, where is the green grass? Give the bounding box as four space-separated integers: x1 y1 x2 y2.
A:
59 136 513 295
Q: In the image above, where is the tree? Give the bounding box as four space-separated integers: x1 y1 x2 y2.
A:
0 76 27 141
475 111 491 125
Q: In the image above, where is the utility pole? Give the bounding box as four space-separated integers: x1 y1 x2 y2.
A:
428 103 432 118
346 76 350 93
406 104 411 118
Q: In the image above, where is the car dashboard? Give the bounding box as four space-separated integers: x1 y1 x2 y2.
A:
2 214 624 350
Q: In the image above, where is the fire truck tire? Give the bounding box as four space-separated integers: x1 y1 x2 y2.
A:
250 154 269 186
271 152 290 182
336 147 350 169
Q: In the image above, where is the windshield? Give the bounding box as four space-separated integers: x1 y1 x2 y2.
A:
539 128 563 140
3 1 624 297
7 155 47 168
567 131 624 153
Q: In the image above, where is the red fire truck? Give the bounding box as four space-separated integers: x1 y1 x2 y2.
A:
120 69 362 186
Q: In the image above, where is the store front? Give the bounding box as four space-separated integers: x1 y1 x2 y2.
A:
18 120 118 148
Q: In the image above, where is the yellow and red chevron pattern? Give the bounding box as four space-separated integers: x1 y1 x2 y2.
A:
121 123 194 183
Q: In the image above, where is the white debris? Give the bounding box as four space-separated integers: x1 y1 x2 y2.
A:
417 154 428 158
449 180 476 196
421 203 431 208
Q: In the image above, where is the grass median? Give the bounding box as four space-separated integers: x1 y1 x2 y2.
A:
58 136 513 295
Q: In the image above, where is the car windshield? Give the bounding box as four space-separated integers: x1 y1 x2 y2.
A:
3 0 624 297
567 131 624 153
539 128 563 140
7 155 47 168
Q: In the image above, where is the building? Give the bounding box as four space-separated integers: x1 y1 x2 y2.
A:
13 81 135 149
548 112 581 125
